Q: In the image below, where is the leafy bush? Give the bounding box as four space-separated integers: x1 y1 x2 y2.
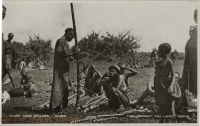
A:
12 35 53 65
78 30 141 62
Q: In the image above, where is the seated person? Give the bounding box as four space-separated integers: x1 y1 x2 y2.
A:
131 72 187 112
84 65 102 96
19 57 27 70
101 65 130 112
8 67 38 98
117 63 138 87
80 63 89 80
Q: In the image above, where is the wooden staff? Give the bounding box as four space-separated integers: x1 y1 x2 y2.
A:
70 3 80 106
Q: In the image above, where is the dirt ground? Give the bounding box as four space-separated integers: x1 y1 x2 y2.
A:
1 59 197 123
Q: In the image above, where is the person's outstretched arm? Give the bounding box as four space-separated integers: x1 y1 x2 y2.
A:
123 66 138 77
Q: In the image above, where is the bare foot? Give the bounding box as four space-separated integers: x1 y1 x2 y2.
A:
116 105 125 113
147 83 155 94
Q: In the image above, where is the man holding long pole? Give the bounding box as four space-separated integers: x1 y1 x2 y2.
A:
49 28 79 114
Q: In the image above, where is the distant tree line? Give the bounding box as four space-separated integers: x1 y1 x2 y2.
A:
12 35 53 66
12 30 141 66
77 30 141 61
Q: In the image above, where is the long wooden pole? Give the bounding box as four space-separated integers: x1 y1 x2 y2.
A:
70 3 80 106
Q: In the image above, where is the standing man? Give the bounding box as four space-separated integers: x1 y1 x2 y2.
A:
2 33 16 87
2 6 7 82
49 28 79 114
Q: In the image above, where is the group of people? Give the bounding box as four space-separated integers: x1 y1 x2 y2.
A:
2 5 197 118
49 9 197 117
2 6 38 100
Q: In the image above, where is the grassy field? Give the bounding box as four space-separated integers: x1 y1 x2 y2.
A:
2 59 197 123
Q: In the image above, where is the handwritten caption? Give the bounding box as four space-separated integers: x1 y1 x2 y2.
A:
2 114 80 123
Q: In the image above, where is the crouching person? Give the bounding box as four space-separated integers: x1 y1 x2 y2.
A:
9 67 38 98
84 65 103 96
102 65 130 112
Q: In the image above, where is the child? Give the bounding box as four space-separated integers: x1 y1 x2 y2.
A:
154 43 181 117
9 67 38 98
20 67 38 97
19 57 27 70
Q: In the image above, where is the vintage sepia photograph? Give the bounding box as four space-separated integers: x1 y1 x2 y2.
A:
1 0 198 124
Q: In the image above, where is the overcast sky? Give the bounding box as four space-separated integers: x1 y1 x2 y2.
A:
2 1 198 52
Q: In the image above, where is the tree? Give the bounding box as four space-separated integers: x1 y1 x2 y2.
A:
12 35 53 66
78 30 141 61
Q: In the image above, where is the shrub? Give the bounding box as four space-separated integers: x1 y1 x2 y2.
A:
78 30 141 62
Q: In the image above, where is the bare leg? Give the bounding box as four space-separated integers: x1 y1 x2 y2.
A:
7 69 16 87
131 83 154 105
171 100 176 116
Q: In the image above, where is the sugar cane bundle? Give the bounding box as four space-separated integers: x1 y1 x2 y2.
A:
70 116 97 123
126 114 191 121
97 113 126 118
122 108 155 115
83 98 108 113
89 98 108 109
89 95 106 106
68 93 77 100
91 117 118 123
85 95 101 105
82 95 106 109
68 93 85 106
81 95 105 109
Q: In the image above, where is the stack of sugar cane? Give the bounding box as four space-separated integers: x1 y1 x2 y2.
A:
126 114 192 121
71 79 85 87
71 113 193 123
68 93 85 106
122 107 156 115
91 117 118 123
70 116 97 123
77 94 108 113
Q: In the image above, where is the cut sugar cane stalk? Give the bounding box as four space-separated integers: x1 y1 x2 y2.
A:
83 99 108 113
126 114 191 121
81 95 105 109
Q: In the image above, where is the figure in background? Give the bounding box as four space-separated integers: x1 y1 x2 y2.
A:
80 63 89 80
151 48 157 62
2 33 16 87
19 57 27 71
181 9 197 98
84 65 103 96
8 67 38 98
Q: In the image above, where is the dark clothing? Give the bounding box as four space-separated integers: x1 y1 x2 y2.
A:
85 72 102 96
49 36 71 111
182 26 197 96
154 58 181 114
